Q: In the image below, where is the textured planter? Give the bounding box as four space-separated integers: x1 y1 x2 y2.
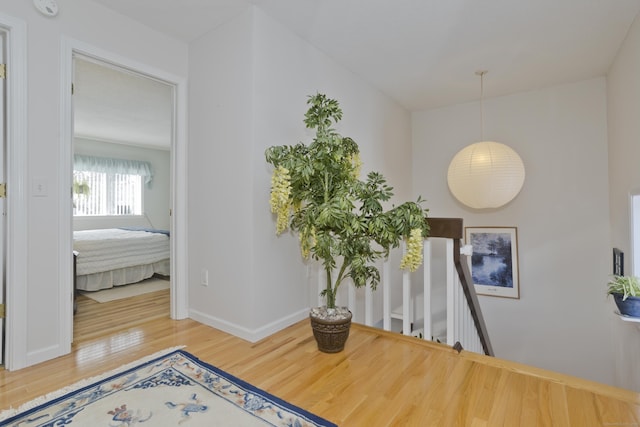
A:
309 307 352 353
613 293 640 318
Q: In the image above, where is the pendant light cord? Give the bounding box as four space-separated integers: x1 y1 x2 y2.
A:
476 70 487 141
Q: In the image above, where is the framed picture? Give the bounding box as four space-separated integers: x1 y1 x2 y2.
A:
465 226 520 299
613 248 624 276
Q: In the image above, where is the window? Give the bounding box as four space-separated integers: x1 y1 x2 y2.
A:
73 170 143 216
73 155 152 217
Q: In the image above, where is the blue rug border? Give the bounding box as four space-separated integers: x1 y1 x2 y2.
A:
1 349 338 427
172 349 338 427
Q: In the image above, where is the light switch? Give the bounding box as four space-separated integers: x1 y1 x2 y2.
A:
32 177 48 197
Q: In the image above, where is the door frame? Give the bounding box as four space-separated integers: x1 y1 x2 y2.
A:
59 38 189 351
0 13 27 370
0 25 5 366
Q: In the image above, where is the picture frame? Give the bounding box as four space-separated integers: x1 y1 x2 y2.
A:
613 248 624 276
465 226 520 299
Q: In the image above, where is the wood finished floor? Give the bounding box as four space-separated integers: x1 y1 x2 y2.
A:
2 290 640 426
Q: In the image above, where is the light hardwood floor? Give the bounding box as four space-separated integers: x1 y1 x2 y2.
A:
2 290 640 426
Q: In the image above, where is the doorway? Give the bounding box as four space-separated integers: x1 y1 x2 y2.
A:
59 38 189 360
71 55 173 333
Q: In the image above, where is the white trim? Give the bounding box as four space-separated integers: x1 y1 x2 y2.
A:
189 308 310 343
0 12 28 371
26 344 69 368
59 38 189 355
170 65 189 320
59 37 74 357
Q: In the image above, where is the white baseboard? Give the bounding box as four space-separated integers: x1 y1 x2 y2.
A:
26 344 67 368
188 308 310 343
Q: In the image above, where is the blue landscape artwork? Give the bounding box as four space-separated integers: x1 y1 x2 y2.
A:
469 232 513 288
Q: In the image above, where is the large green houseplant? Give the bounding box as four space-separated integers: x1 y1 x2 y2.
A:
265 93 429 352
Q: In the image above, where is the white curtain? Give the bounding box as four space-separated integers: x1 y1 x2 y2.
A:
74 154 153 186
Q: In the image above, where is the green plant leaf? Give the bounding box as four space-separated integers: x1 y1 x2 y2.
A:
266 94 430 305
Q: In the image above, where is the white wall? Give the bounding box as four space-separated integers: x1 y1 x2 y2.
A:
251 8 413 329
0 1 187 367
187 7 412 339
187 10 256 337
607 13 640 391
413 78 614 385
73 138 171 231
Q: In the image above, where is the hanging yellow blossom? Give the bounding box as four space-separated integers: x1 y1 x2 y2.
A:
276 204 289 235
270 166 292 234
350 153 362 179
299 226 317 259
400 228 424 272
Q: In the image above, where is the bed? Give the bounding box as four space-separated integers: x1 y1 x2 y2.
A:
73 228 170 291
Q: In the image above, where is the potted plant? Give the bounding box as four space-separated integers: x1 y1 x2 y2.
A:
607 275 640 318
265 93 429 352
72 179 90 210
73 179 90 196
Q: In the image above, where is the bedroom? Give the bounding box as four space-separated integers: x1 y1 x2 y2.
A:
71 56 173 320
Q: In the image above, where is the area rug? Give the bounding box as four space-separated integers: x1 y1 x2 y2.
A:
80 278 170 303
0 348 337 427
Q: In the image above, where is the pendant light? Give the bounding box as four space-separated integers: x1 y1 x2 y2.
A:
447 71 525 209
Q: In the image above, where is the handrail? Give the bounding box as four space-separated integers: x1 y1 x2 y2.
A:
426 217 463 239
427 218 494 356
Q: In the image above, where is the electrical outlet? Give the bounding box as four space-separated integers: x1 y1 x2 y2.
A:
201 269 209 286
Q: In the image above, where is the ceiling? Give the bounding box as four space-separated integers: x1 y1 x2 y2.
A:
79 0 640 148
73 57 174 149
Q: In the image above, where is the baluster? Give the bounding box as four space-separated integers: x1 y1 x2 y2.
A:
317 264 324 308
446 238 455 347
402 241 411 335
365 276 373 326
348 279 356 318
403 269 411 335
423 239 432 341
383 259 391 331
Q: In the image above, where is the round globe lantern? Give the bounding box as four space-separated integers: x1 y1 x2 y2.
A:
447 141 525 209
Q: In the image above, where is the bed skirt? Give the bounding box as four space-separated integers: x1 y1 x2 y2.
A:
77 259 170 292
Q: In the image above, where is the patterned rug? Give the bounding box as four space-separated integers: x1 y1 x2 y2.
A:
0 348 336 426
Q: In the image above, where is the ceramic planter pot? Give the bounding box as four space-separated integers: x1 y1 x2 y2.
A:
613 293 640 318
309 307 352 353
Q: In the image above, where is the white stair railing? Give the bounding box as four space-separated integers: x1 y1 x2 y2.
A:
336 218 493 356
446 243 484 353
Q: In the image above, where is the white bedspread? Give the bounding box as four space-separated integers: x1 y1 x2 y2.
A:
73 228 170 276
